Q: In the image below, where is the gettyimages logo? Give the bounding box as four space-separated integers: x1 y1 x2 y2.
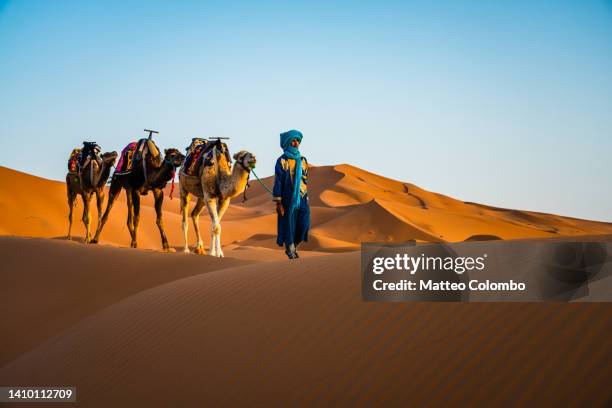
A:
371 253 487 275
362 241 611 302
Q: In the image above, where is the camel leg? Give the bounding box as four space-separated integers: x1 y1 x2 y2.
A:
132 191 141 248
126 189 136 248
154 189 173 252
215 197 231 257
205 198 220 257
95 189 105 233
180 191 191 253
191 198 206 255
82 192 93 243
92 182 121 244
67 188 77 240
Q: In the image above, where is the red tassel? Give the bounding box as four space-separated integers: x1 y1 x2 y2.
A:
169 170 176 200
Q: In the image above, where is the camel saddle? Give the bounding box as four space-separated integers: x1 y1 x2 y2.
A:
67 142 101 174
182 139 232 177
67 148 81 173
79 142 101 167
185 138 209 155
115 142 138 174
182 143 209 176
115 139 162 175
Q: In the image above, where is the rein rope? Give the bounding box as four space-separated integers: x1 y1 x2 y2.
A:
241 166 273 203
164 156 178 200
169 169 176 200
251 169 274 195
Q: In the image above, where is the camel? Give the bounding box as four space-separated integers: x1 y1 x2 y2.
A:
91 145 185 251
179 141 256 257
66 150 118 243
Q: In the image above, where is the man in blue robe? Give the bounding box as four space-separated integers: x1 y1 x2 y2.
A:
273 130 311 259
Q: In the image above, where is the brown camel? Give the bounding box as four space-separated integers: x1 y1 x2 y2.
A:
179 141 256 256
91 145 185 251
66 150 118 243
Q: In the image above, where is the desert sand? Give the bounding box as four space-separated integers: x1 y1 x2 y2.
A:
1 164 611 406
1 236 611 406
1 164 611 251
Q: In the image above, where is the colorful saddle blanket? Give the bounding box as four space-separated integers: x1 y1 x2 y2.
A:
181 138 233 177
183 143 209 176
115 142 138 174
185 138 208 155
67 148 81 173
115 139 162 175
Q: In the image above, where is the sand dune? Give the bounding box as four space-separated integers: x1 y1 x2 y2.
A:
2 162 612 406
1 235 611 406
237 163 612 244
0 236 250 366
1 164 611 253
0 166 276 250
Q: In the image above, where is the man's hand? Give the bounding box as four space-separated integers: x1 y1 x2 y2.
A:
276 202 285 217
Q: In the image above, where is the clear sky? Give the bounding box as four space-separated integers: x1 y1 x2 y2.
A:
1 0 611 221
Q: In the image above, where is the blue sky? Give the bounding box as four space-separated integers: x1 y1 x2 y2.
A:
0 0 611 221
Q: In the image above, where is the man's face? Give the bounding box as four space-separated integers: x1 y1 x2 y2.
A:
291 139 300 148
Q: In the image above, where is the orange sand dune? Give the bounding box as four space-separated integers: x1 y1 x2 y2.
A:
2 159 612 406
237 163 612 244
0 236 250 365
1 164 611 254
0 166 274 250
1 235 611 406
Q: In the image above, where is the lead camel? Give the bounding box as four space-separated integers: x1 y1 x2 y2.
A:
179 139 256 257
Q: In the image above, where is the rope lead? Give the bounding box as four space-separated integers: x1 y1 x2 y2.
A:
251 169 274 195
242 169 273 203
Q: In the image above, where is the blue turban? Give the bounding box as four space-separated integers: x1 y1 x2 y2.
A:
280 130 303 212
280 129 303 151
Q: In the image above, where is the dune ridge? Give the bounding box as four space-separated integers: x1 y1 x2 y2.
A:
2 164 610 253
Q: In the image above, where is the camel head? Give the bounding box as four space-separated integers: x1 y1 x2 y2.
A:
164 148 186 169
101 151 118 166
233 150 257 171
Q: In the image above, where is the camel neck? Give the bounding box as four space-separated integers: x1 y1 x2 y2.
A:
81 160 103 189
219 162 250 198
96 161 113 188
147 161 175 188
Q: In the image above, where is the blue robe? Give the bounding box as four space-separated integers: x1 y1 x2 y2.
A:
273 155 310 247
